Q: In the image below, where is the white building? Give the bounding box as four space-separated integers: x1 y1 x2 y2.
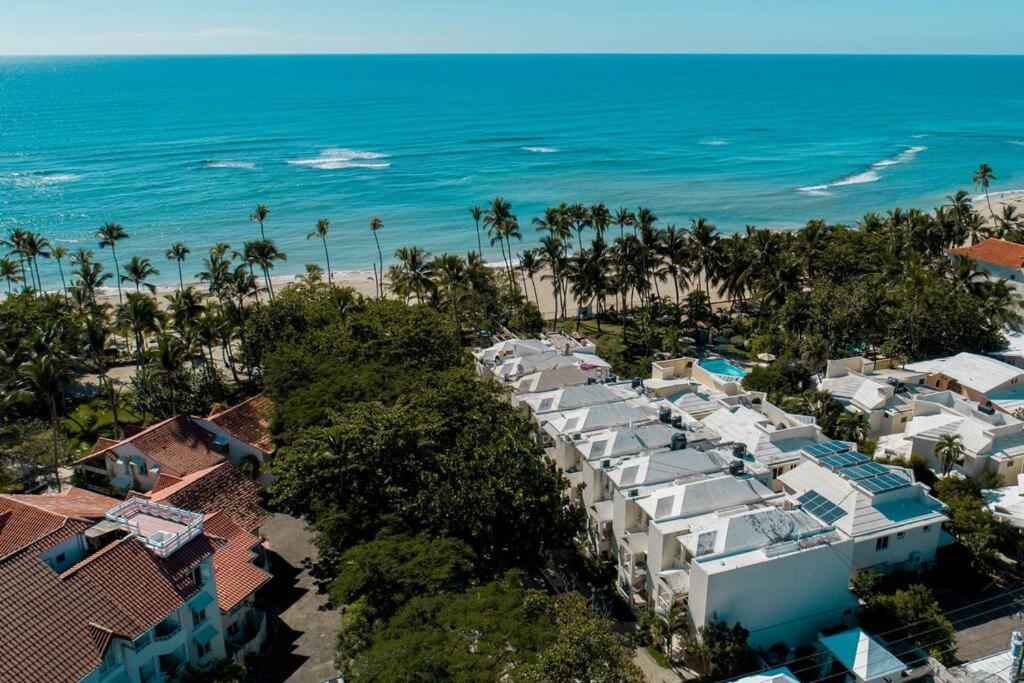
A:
701 402 829 490
874 391 1024 484
818 357 933 438
474 336 611 385
684 507 858 648
779 441 946 573
906 352 1024 414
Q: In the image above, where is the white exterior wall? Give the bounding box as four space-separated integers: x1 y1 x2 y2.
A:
688 539 858 648
81 558 227 683
851 522 940 573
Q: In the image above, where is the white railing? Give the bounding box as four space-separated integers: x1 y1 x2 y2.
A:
105 499 204 558
230 613 268 663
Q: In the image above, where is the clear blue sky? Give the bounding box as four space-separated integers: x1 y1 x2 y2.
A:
2 0 1021 55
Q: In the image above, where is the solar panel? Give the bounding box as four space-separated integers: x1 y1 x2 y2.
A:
821 452 870 469
797 490 847 524
860 474 910 493
842 462 890 480
804 440 850 458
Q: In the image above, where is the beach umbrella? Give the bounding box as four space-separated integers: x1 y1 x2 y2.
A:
757 352 777 362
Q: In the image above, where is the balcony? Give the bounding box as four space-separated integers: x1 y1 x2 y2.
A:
154 619 182 641
229 611 268 663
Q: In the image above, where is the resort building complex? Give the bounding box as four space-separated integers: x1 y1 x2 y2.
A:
495 335 946 651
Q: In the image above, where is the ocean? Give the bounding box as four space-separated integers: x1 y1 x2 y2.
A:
1 54 1023 286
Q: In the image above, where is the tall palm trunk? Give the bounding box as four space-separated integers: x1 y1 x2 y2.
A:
56 260 67 299
177 261 184 291
111 249 123 306
321 237 333 283
372 233 384 298
474 219 483 257
48 398 62 490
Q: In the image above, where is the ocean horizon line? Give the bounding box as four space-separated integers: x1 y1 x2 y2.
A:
3 51 1024 58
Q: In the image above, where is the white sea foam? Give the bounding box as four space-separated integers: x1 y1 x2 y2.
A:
522 146 558 154
204 160 257 170
797 146 926 196
0 171 81 188
699 139 730 146
286 148 390 170
1010 140 1024 147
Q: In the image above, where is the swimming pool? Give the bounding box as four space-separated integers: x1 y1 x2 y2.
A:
698 358 748 378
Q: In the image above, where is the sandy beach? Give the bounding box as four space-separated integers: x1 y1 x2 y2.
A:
78 188 1024 320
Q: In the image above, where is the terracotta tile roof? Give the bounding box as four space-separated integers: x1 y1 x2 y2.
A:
1 488 119 521
208 394 276 454
143 462 270 533
0 497 73 559
79 414 226 477
150 472 184 493
0 503 218 683
948 238 1024 270
204 513 271 611
89 437 118 455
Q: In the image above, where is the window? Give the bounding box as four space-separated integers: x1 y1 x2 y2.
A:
138 461 147 476
55 552 65 564
191 606 206 626
196 640 211 659
772 466 784 479
896 531 905 540
923 525 932 533
876 536 889 551
189 566 203 587
227 622 239 637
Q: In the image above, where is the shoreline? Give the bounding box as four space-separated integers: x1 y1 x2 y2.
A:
24 189 1024 320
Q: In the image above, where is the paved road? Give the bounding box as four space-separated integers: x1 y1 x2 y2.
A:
936 582 1024 663
256 514 340 683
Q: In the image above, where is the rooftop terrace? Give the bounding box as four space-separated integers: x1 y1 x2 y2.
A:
105 499 204 558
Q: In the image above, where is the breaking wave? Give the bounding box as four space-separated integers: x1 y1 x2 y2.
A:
203 160 257 170
286 148 390 170
798 145 926 196
522 146 558 154
0 171 81 188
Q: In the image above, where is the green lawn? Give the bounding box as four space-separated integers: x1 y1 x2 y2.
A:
62 398 143 450
645 645 672 669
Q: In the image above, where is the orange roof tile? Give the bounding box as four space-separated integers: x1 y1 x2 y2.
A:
0 497 72 559
79 414 226 477
143 462 270 533
204 513 271 611
208 394 276 454
948 238 1024 269
2 488 118 521
89 438 118 455
0 502 218 682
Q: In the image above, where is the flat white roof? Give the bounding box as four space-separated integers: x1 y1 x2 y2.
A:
906 352 1024 394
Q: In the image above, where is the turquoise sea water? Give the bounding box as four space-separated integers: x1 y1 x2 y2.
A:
1 55 1023 286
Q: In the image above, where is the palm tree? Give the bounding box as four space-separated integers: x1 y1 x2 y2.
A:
519 249 542 308
369 217 385 298
47 245 69 298
485 197 520 292
2 228 30 293
20 231 51 292
298 263 324 284
118 292 162 367
659 224 690 307
14 353 75 489
165 242 190 291
97 222 129 305
121 255 160 294
834 412 869 445
688 217 720 305
590 203 612 241
0 256 23 295
307 218 334 284
470 206 485 257
431 253 469 338
250 204 270 240
72 261 111 305
166 286 206 336
935 433 966 476
391 246 434 303
973 164 997 222
964 211 990 247
248 239 287 300
613 207 635 241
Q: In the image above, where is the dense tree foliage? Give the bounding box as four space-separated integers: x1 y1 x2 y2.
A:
345 572 640 682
